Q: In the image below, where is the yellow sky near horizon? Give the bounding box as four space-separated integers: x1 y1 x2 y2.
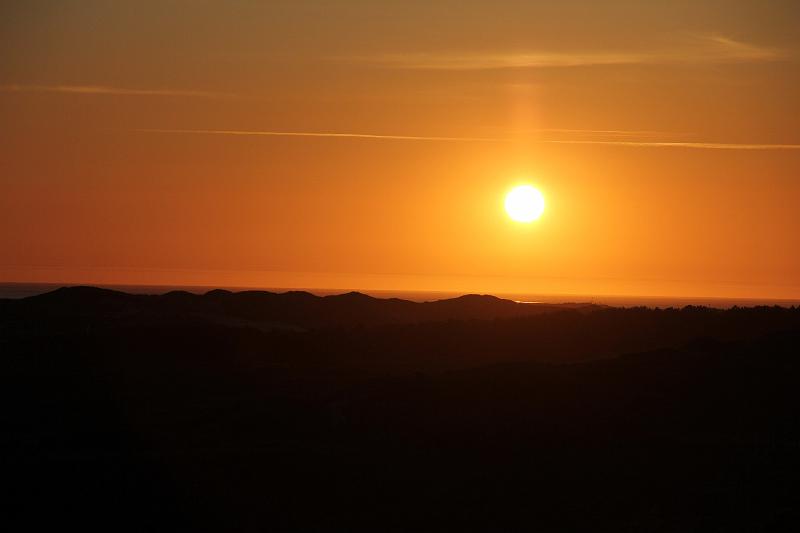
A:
2 1 800 299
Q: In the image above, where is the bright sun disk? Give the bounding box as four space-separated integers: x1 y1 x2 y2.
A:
505 185 545 222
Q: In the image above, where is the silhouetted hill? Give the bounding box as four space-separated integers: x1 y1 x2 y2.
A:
2 285 600 330
2 287 800 531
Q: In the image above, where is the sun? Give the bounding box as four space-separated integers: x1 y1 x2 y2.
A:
505 185 545 222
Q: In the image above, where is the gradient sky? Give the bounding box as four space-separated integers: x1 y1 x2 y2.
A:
2 1 800 299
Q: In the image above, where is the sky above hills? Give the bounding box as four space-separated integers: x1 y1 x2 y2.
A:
2 1 799 299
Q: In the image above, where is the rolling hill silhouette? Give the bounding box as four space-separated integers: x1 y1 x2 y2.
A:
6 285 599 329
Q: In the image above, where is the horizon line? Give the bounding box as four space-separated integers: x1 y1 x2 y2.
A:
2 280 798 305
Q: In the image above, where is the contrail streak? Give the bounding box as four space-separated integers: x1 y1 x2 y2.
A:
136 128 503 142
1 84 229 97
540 140 800 150
137 129 800 150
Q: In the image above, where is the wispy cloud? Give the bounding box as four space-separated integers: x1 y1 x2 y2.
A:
0 84 230 98
138 128 800 150
356 35 786 70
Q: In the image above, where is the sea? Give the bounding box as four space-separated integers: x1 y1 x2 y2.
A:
0 282 797 309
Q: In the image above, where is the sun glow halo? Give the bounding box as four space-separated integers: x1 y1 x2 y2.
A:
505 185 545 222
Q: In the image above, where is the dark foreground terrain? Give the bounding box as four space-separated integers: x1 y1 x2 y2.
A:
3 287 800 531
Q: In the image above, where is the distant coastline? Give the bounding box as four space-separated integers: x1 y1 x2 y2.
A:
1 282 797 309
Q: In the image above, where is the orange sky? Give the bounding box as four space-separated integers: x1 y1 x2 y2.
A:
2 1 799 299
